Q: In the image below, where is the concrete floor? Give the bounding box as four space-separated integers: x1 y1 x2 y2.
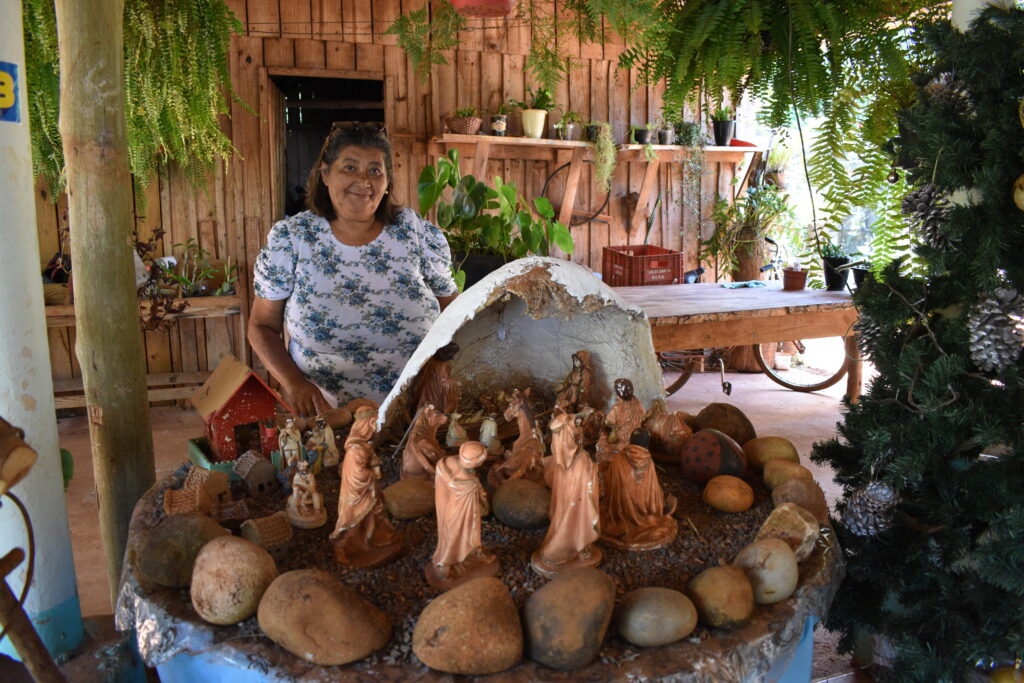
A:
57 365 873 678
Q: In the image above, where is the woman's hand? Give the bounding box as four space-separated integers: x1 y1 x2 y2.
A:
282 377 332 418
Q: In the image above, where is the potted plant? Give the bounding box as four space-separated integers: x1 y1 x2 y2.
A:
418 150 574 290
490 101 511 136
657 119 676 145
700 184 796 281
782 262 808 291
446 106 483 135
158 238 237 298
586 121 617 195
552 110 584 141
820 241 850 291
633 122 657 145
512 87 555 139
765 141 793 188
710 106 736 146
675 121 704 147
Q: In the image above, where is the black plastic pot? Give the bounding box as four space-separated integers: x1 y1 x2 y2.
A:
585 124 601 142
852 267 870 288
633 128 656 145
454 252 507 290
712 120 735 146
823 256 851 291
657 128 675 145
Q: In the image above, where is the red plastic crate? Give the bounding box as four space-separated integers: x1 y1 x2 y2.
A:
602 245 683 286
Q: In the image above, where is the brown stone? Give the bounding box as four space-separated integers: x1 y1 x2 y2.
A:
772 478 829 524
523 567 615 670
688 565 755 628
742 436 800 472
492 478 550 529
756 502 820 561
695 403 757 446
703 475 755 513
680 429 747 485
133 514 229 588
732 538 799 605
412 577 522 674
615 587 697 647
763 459 814 490
382 477 435 520
258 569 390 666
190 536 277 625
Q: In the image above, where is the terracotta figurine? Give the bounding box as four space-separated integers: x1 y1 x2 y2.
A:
445 412 468 448
330 406 403 567
478 413 504 457
596 378 646 462
554 350 596 413
426 441 499 591
532 412 602 578
278 417 303 469
600 428 677 550
286 460 327 529
309 416 341 468
488 388 545 489
576 406 605 452
414 341 462 416
401 404 448 480
642 399 693 464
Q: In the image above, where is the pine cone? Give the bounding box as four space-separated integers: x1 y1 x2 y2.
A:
853 314 885 361
843 481 899 537
923 72 976 116
967 288 1024 373
901 185 955 250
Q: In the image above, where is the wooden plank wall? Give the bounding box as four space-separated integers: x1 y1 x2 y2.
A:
35 0 741 388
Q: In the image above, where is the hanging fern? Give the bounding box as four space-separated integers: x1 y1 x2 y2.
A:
23 0 246 200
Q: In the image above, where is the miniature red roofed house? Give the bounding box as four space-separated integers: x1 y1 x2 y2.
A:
241 511 293 561
183 466 231 504
190 354 291 462
233 449 278 497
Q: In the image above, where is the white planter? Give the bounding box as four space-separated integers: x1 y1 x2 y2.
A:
521 109 548 139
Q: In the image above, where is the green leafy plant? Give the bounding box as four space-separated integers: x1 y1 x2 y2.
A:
643 144 657 162
159 238 223 298
588 122 617 195
701 184 797 279
453 106 479 118
512 87 556 112
384 1 464 83
558 110 585 127
766 141 793 173
819 239 848 259
24 0 246 201
493 101 513 116
675 121 704 147
710 106 735 122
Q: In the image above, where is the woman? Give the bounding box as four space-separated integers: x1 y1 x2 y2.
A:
249 123 458 415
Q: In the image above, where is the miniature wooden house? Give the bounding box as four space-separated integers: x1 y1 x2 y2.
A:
163 486 214 517
183 466 231 504
190 354 290 462
240 511 293 562
233 450 278 497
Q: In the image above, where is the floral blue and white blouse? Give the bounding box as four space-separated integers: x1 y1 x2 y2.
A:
253 208 457 406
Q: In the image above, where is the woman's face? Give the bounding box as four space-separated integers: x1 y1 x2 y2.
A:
321 145 388 222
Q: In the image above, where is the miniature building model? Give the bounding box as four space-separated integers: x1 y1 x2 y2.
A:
183 466 231 504
241 511 293 561
212 499 250 530
190 354 291 462
233 450 278 497
163 486 214 516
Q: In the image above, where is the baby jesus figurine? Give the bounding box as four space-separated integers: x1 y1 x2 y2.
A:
286 460 326 529
425 441 498 591
599 428 677 550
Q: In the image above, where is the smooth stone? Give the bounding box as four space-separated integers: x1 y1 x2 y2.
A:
695 402 757 446
133 513 229 588
733 538 799 605
688 565 755 628
616 587 697 647
492 478 550 529
756 502 820 561
190 536 277 625
412 577 522 674
258 569 390 666
382 478 435 520
772 478 830 524
523 567 615 670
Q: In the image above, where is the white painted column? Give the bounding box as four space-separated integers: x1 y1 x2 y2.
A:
952 0 1014 31
0 0 84 660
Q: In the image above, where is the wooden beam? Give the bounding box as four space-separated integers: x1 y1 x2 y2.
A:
267 65 383 80
557 146 587 227
629 159 661 236
46 295 242 328
648 308 859 351
472 137 492 182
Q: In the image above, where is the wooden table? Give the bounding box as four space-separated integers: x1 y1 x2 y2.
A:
613 282 863 399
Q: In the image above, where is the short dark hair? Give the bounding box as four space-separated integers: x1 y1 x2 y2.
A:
305 122 401 224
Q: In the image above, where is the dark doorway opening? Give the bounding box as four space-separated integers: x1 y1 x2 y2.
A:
271 75 385 216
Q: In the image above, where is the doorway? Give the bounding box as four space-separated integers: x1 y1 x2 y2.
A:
270 75 385 217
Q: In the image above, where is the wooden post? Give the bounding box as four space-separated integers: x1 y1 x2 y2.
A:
0 548 66 683
54 0 155 604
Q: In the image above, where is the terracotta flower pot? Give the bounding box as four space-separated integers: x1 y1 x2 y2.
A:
782 268 808 291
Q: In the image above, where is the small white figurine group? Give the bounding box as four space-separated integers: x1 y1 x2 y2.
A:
280 415 339 529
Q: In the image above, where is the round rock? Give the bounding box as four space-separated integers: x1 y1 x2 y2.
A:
756 502 820 561
772 478 829 524
680 429 747 485
382 477 435 520
258 569 390 666
492 478 550 529
412 577 522 674
695 403 757 446
134 513 229 588
615 587 697 647
523 567 615 670
191 536 277 625
688 565 755 628
733 538 799 605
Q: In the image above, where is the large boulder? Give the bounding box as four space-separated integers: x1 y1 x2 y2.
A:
615 587 697 647
492 478 550 529
133 513 229 588
523 567 615 670
190 536 277 625
382 478 435 520
258 569 390 666
412 577 522 674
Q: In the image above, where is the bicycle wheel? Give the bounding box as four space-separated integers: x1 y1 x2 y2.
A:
658 351 697 396
754 337 850 392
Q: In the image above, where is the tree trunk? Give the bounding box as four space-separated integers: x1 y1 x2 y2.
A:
55 0 155 605
729 229 768 372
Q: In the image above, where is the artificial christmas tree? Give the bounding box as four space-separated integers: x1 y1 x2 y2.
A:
812 6 1024 681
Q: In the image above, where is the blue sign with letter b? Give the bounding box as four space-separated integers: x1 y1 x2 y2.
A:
0 61 21 123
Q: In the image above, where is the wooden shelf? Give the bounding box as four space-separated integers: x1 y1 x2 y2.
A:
429 134 765 234
46 295 242 328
